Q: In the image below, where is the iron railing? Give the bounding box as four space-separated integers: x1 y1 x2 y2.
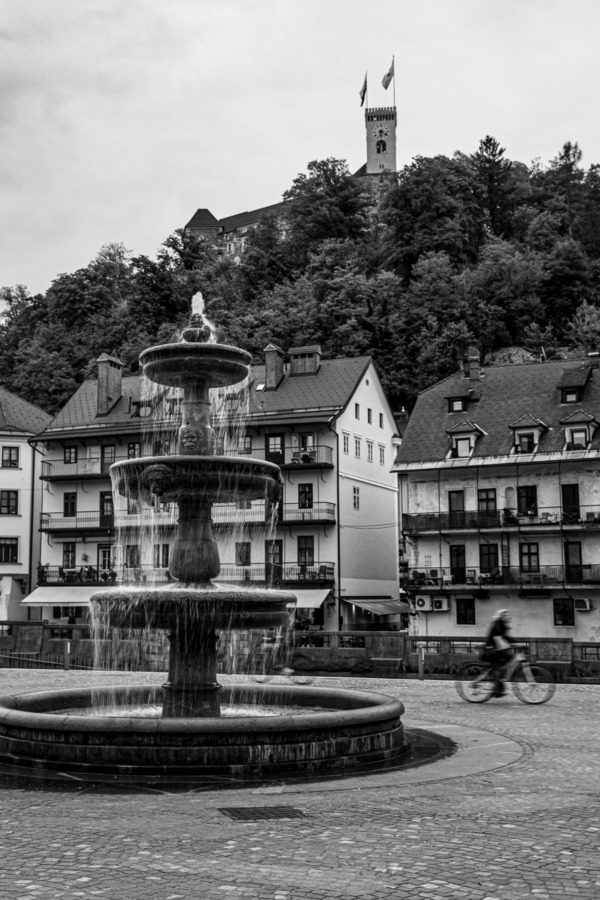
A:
403 564 600 588
113 501 336 529
40 457 127 479
403 505 600 532
40 511 115 530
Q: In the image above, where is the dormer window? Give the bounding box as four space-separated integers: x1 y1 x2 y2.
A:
562 388 581 404
566 428 589 450
452 437 473 458
515 432 536 453
448 397 467 413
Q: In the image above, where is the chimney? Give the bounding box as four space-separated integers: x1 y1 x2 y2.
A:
96 354 123 416
263 344 285 390
288 345 321 376
463 346 481 382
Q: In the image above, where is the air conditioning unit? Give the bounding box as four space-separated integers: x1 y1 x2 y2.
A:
431 596 450 612
414 595 433 611
575 597 594 612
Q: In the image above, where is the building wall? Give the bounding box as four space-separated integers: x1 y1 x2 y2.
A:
0 432 45 619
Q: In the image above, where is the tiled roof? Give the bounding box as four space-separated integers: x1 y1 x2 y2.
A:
219 203 284 233
36 356 372 436
395 358 600 464
184 209 221 229
0 386 53 435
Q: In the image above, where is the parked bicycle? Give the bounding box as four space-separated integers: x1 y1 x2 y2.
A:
455 652 556 704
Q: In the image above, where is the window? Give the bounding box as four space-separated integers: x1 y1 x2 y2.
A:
517 486 538 516
64 446 78 464
480 543 499 573
235 542 251 567
379 413 384 428
126 545 140 568
453 437 472 458
298 484 313 509
343 433 349 454
353 486 360 510
456 596 476 626
0 491 18 515
99 492 114 525
63 492 77 517
128 442 142 459
354 437 361 457
448 398 466 413
1 447 19 468
516 432 536 453
63 543 76 569
478 489 496 513
298 536 314 567
127 497 140 515
367 441 373 462
238 435 252 454
379 445 385 465
520 542 539 573
567 428 588 450
153 543 169 568
553 596 575 627
367 408 372 424
153 439 170 456
0 538 18 563
355 403 360 419
376 139 387 154
561 388 580 403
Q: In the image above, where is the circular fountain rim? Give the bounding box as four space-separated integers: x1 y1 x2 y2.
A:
0 684 404 735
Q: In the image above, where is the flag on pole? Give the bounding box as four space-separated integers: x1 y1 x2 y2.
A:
359 72 367 106
382 58 394 90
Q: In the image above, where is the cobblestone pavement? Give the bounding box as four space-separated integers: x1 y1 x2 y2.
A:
0 669 598 899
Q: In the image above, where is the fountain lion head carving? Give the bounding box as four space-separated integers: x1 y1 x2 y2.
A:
141 464 174 497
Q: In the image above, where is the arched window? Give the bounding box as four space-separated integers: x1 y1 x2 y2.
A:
376 139 387 154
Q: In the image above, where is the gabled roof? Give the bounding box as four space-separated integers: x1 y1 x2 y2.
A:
446 419 484 436
559 408 599 426
395 357 600 465
35 355 373 437
0 386 52 435
509 413 548 430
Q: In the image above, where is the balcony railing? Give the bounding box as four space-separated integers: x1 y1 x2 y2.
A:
113 502 336 529
403 564 600 588
403 505 600 533
41 457 127 480
37 562 336 588
40 512 115 531
228 446 334 468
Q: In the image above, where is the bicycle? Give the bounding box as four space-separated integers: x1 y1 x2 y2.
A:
455 651 556 704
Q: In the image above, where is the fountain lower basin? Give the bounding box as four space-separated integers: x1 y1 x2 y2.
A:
0 684 406 783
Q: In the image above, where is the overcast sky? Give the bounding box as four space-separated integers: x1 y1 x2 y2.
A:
2 0 599 295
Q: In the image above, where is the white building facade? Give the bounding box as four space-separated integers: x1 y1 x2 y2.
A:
25 347 401 630
394 352 600 642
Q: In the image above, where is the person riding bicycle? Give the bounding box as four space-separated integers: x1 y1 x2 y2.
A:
482 609 516 697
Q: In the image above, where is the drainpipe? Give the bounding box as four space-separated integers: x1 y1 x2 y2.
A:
28 439 44 618
328 420 342 632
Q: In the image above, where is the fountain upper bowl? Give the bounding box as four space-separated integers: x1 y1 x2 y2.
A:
140 342 251 388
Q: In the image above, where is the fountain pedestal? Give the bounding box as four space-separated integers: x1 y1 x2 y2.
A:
162 626 221 717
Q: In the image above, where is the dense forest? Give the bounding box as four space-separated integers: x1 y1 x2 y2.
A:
3 137 600 416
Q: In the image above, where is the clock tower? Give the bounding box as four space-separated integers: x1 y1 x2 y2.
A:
365 107 397 175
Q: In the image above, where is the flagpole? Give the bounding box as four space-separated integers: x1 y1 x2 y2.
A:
392 55 396 108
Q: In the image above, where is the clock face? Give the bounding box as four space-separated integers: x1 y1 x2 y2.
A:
373 122 390 138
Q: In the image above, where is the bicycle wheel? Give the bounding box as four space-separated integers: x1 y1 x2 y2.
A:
511 665 556 704
455 664 495 703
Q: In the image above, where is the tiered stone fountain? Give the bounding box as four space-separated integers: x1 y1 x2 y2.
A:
0 295 406 785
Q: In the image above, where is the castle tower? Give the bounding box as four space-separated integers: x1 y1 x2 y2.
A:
365 107 397 175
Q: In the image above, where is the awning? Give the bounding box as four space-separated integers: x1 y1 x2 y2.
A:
290 589 331 609
21 586 99 607
348 598 410 615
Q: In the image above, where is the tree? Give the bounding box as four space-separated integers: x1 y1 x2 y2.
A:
282 158 370 269
470 136 516 237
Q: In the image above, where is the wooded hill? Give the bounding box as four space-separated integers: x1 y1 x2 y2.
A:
3 137 600 416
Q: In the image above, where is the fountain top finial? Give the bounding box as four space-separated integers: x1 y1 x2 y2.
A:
182 291 215 344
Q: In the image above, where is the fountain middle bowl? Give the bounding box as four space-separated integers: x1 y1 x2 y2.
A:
113 455 283 504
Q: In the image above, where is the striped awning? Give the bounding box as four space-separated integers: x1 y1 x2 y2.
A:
290 589 332 609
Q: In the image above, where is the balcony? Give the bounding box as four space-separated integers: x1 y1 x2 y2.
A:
403 504 600 533
40 511 114 532
229 446 334 468
114 502 336 529
403 564 600 590
37 561 336 588
41 457 127 481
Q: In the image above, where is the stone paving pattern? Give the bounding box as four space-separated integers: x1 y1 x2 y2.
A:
0 669 598 899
